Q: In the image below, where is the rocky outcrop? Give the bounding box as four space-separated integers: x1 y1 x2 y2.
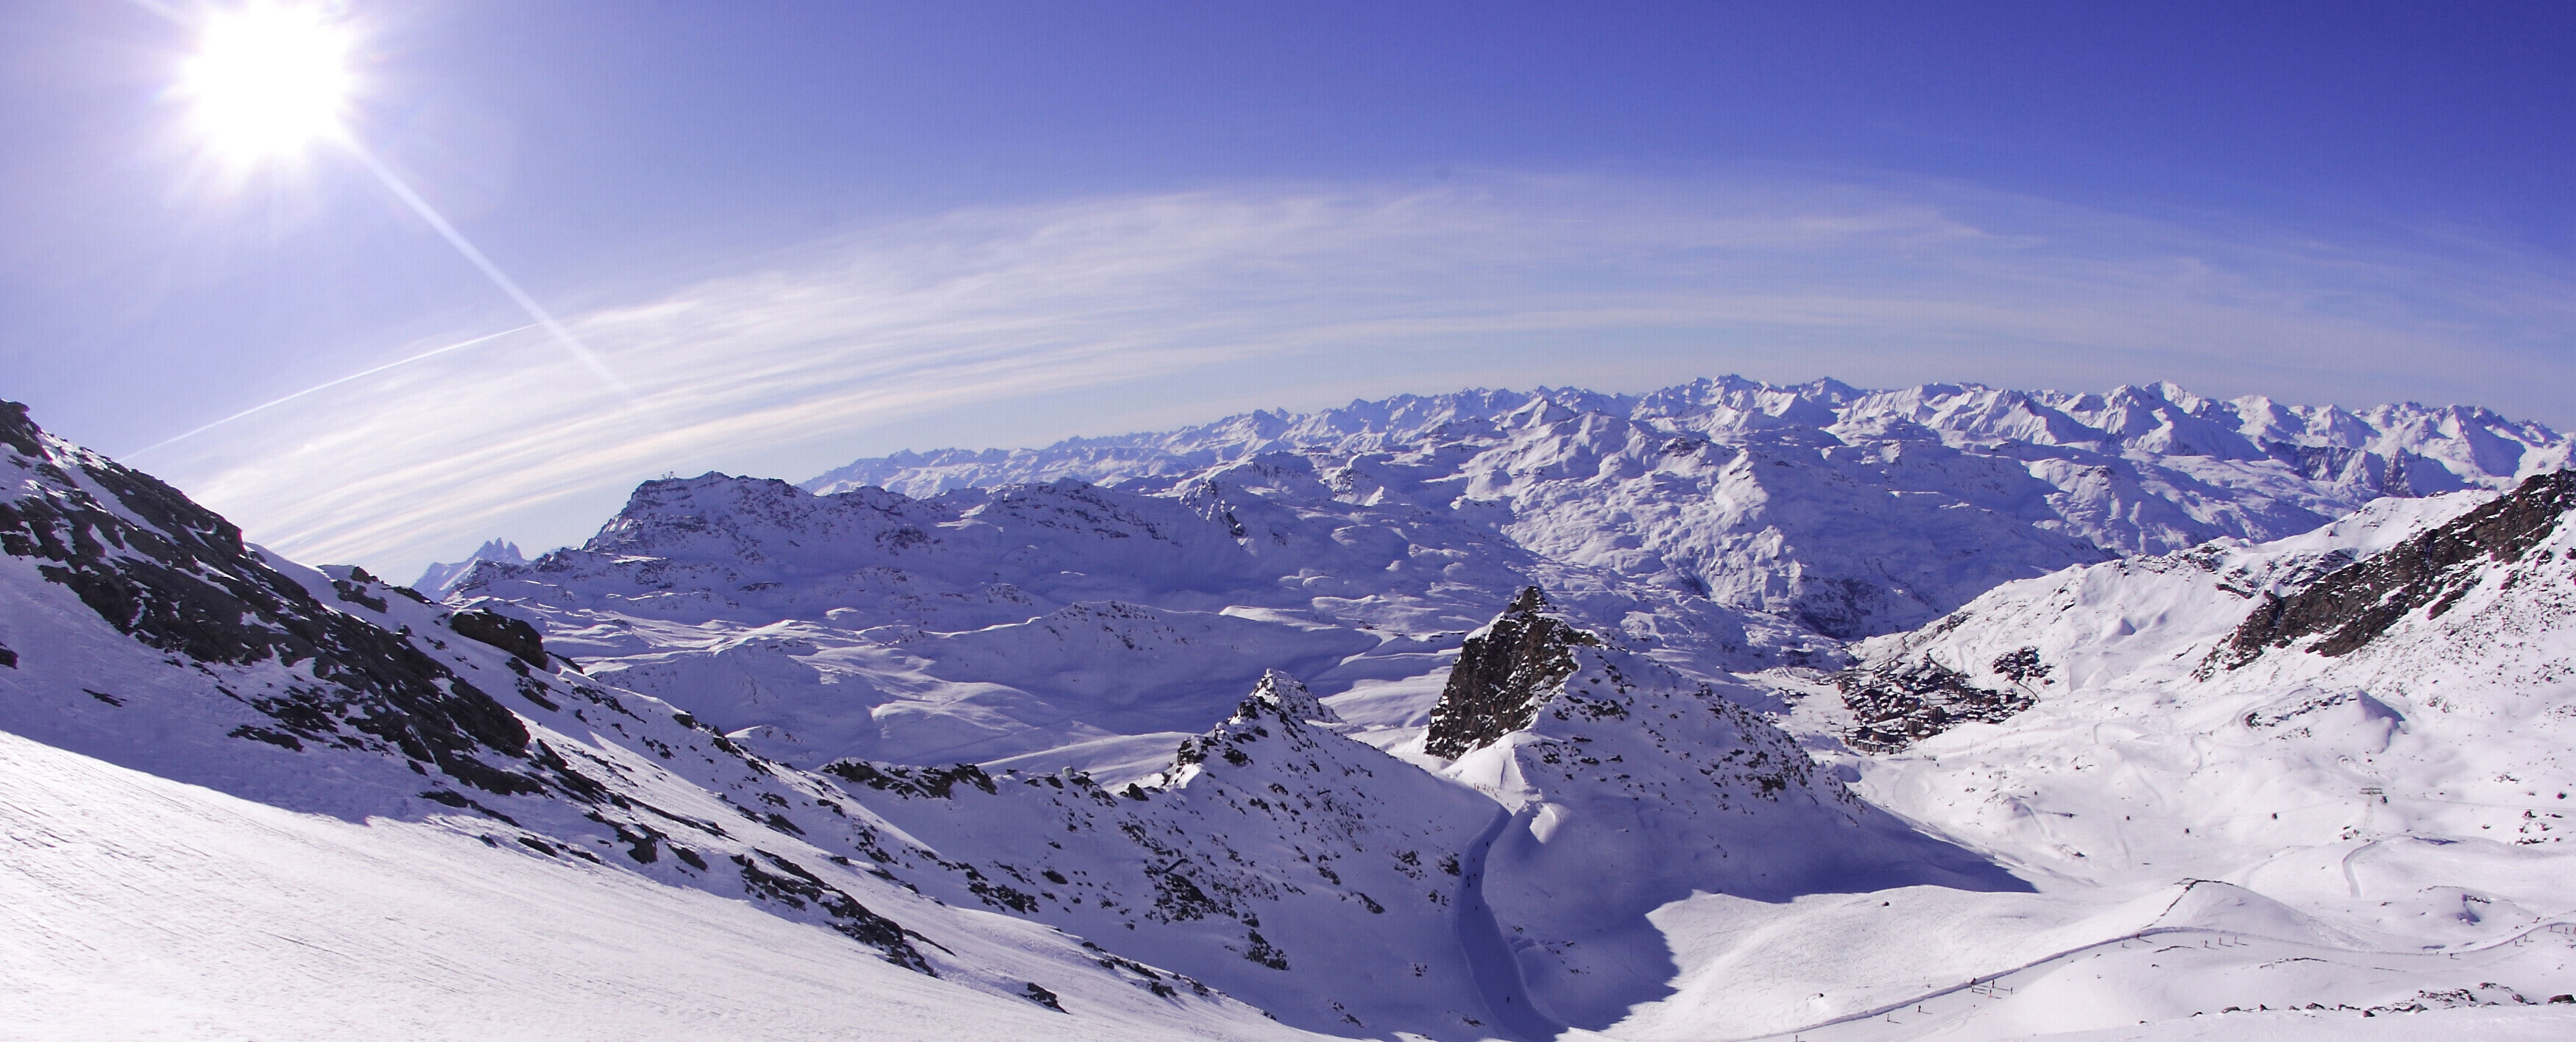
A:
449 608 550 670
1423 587 1599 759
729 849 934 974
1834 654 2037 753
0 402 549 797
2209 469 2576 670
815 673 1499 1036
1246 669 1338 724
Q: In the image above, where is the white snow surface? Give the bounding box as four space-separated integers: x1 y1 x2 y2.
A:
0 729 1308 1042
10 380 2576 1041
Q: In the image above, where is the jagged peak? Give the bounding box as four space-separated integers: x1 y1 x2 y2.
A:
1247 669 1340 724
1421 586 1604 760
1170 674 1328 772
414 537 529 594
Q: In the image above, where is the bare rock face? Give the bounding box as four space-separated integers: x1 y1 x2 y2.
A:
2210 469 2576 670
448 608 550 671
1423 587 1599 759
0 401 548 796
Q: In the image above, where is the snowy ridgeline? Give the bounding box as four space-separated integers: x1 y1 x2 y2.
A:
431 376 2572 776
803 376 2571 629
8 378 2576 1041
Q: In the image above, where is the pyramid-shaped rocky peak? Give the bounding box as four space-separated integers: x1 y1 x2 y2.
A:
1245 669 1338 724
1167 672 1335 776
1423 586 1601 759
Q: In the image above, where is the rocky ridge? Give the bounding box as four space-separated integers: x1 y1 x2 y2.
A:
0 400 1301 1029
2211 469 2576 669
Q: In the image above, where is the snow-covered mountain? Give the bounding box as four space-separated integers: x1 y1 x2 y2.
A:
1738 469 2576 1038
807 378 2568 639
449 463 1776 775
443 377 2569 781
414 536 524 596
0 399 1312 1039
11 375 2576 1041
1824 469 2576 881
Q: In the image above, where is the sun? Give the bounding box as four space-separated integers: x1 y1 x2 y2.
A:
177 2 358 165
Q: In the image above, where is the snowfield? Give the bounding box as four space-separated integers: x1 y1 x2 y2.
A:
7 378 2576 1040
0 730 1307 1042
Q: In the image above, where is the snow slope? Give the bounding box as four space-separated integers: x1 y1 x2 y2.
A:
1426 589 2028 1030
1825 472 2576 885
1685 469 2576 1040
0 400 1317 1040
0 729 1309 1042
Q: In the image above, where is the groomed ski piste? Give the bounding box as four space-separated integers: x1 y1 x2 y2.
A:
7 378 2576 1040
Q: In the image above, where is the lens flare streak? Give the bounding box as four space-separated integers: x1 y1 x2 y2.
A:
344 146 637 400
124 322 539 460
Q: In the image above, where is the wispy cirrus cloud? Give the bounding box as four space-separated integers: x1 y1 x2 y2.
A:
130 171 2576 577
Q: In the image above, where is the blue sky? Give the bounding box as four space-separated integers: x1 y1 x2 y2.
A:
4 1 2575 575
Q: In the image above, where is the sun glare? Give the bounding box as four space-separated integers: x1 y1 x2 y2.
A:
178 2 356 165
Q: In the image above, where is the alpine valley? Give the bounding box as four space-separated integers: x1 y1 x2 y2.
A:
7 376 2576 1041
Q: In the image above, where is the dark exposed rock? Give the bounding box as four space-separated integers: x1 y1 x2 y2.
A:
1835 656 2035 754
330 575 389 613
730 850 934 974
228 724 304 751
1990 647 2049 683
2209 469 2576 670
1423 587 1599 759
821 759 999 798
1153 869 1227 921
449 609 549 670
0 401 550 796
1242 929 1289 970
0 402 44 458
1019 982 1066 1012
1171 703 1273 770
